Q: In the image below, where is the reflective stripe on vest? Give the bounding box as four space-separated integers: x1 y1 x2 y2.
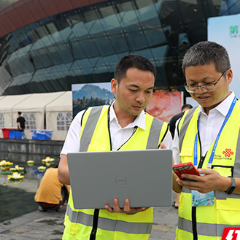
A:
178 106 198 152
178 217 240 237
234 128 240 178
66 205 152 234
80 106 103 152
147 117 164 149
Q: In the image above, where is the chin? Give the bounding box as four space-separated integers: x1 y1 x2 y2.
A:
130 110 141 116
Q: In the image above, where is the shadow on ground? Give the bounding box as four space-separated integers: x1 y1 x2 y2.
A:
0 185 38 223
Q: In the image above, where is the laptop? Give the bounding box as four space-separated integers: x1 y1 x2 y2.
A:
67 149 172 209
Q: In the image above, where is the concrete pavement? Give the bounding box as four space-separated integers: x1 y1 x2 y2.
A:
0 205 178 240
0 174 178 239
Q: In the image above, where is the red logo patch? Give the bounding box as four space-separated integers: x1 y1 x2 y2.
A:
222 148 234 157
222 228 240 240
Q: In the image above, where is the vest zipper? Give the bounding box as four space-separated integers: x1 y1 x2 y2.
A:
90 209 99 240
198 155 205 169
117 126 138 151
192 119 203 240
89 107 111 240
158 125 168 148
108 106 112 151
192 207 197 240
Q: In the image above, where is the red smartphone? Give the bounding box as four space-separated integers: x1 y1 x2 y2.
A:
173 162 200 180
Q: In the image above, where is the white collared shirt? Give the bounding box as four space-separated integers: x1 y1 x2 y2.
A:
61 104 172 154
172 91 236 164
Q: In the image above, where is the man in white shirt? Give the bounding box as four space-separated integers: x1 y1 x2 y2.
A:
58 54 173 240
172 41 240 240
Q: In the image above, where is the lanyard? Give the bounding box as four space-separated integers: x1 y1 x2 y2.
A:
194 96 237 168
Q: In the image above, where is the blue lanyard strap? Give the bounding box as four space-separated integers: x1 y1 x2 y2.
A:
194 96 237 167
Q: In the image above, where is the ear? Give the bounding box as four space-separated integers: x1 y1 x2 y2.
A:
226 69 233 84
111 78 118 94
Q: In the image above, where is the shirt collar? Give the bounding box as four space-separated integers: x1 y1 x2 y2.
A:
199 91 235 117
109 102 146 130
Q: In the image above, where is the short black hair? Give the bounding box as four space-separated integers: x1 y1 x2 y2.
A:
114 54 156 83
182 41 231 75
18 111 22 115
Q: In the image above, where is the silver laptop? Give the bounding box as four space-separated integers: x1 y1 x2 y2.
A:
67 149 172 209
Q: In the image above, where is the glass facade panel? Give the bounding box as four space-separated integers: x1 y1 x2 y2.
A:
0 0 240 96
178 0 206 24
108 34 129 53
117 2 140 32
99 5 121 33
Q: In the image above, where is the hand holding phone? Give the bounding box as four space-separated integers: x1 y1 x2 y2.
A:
173 162 200 180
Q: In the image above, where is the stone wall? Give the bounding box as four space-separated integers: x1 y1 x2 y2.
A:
0 138 64 166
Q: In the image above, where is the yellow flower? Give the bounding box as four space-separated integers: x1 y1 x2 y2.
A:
0 160 13 168
27 160 34 166
42 157 55 166
7 172 24 183
38 166 46 172
10 165 24 173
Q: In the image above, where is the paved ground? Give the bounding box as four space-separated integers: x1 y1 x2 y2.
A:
0 175 178 239
0 205 178 240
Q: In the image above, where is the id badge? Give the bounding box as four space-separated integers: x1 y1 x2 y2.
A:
192 190 214 207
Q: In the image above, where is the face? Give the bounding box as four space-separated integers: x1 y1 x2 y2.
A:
185 62 232 114
111 67 155 118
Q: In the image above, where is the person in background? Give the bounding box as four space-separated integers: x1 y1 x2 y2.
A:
169 104 192 208
169 104 193 139
35 166 70 212
58 54 174 240
172 41 240 239
17 111 27 139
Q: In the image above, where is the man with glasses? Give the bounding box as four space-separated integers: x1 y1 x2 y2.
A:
172 41 240 239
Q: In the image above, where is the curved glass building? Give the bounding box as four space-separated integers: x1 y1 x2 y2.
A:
0 0 239 97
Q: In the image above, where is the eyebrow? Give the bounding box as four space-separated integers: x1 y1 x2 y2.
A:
129 84 154 90
187 77 215 83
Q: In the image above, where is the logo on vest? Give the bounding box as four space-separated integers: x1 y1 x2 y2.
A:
223 148 234 158
214 148 234 160
115 176 127 185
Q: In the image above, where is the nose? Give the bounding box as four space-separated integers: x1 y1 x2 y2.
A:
135 92 145 103
195 85 207 93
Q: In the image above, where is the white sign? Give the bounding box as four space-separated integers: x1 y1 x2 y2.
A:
208 14 240 98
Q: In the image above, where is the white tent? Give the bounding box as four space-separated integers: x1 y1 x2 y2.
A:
12 92 65 139
46 91 72 140
0 94 32 127
0 94 33 138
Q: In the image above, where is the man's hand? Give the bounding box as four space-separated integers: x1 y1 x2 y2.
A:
105 198 148 215
176 169 231 193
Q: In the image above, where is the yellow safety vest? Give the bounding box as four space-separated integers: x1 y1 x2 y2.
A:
63 105 169 240
176 101 240 240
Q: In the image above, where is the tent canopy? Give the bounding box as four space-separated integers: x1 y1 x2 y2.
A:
0 94 32 113
46 91 72 112
13 92 65 113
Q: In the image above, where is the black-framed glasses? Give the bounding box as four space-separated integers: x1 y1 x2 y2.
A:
184 71 226 93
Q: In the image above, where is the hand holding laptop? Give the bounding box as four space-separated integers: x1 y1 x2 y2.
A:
105 143 169 214
105 198 149 215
